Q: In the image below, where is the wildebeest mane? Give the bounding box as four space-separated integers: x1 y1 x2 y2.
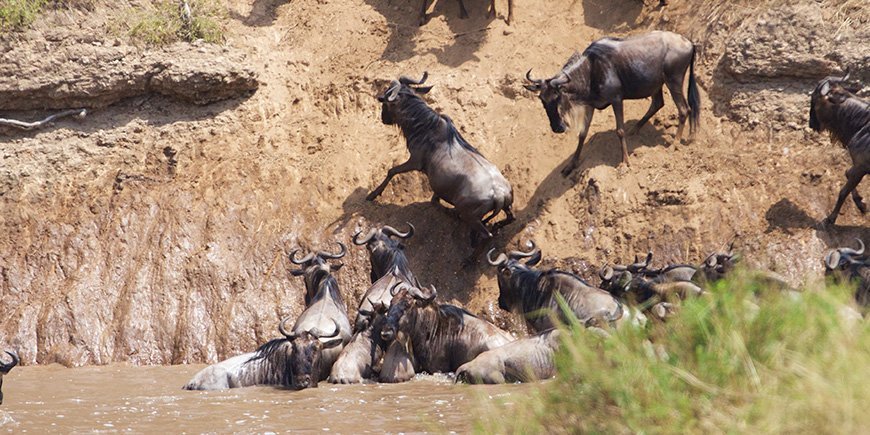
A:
309 271 344 305
247 338 290 363
372 247 414 282
398 91 482 156
828 97 870 147
437 304 474 325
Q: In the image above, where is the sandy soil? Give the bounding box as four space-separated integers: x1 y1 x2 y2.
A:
0 0 867 365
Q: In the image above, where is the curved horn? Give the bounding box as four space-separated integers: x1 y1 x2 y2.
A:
487 248 508 267
840 238 865 257
382 222 414 239
353 228 378 245
525 69 543 84
318 242 347 260
0 351 19 372
311 319 342 339
399 71 428 86
598 265 614 281
278 314 297 340
290 249 315 265
389 280 405 296
824 250 841 270
385 82 401 102
507 241 539 260
409 284 437 303
548 73 570 88
705 253 718 268
841 69 850 82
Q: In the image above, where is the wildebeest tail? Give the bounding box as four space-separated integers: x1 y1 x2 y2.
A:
687 45 701 134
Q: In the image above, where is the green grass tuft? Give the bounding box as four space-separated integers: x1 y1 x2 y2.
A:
126 0 225 45
0 0 48 31
479 272 869 433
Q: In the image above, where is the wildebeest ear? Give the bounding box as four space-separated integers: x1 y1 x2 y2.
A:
412 85 433 94
291 269 305 276
331 263 344 271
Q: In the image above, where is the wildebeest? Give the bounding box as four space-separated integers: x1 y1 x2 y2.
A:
288 243 354 381
328 302 391 384
824 238 869 308
418 0 514 26
352 223 419 331
524 30 700 176
378 283 514 378
353 223 417 283
182 319 343 390
0 351 19 405
488 242 625 332
456 328 561 384
808 72 869 225
368 73 515 264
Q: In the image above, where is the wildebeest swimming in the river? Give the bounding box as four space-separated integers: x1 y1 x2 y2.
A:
329 302 391 384
287 243 354 385
0 351 19 404
378 282 514 381
182 319 343 391
808 72 869 226
367 73 514 265
456 328 561 384
525 30 700 176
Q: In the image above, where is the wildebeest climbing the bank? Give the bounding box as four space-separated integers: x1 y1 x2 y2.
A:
809 72 869 226
525 30 700 176
0 351 18 405
367 72 515 265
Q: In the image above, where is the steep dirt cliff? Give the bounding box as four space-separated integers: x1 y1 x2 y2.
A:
0 0 867 366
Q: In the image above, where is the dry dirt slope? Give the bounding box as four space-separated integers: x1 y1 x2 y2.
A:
0 0 867 366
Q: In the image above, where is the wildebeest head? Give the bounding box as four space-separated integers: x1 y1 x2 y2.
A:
380 281 437 342
0 351 19 405
487 242 543 311
824 238 865 274
278 316 343 390
353 222 415 281
377 73 434 125
809 71 863 132
289 242 346 303
598 252 653 298
524 69 572 133
699 241 740 283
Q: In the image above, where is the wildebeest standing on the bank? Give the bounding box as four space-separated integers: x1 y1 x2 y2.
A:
525 30 700 176
455 328 561 384
0 351 19 404
418 0 514 26
181 320 343 391
288 243 354 385
368 73 515 264
808 72 869 225
378 283 514 380
488 242 625 332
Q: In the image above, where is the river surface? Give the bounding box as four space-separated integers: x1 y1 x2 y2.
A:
0 363 531 433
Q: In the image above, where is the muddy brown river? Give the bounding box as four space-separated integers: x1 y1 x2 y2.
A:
0 364 532 433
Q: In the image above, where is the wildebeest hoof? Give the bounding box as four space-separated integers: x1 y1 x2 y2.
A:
820 216 838 228
561 163 577 177
365 192 378 201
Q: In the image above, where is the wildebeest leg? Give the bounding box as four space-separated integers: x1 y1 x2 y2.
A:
506 0 513 24
561 105 595 177
665 77 690 146
823 167 866 226
419 0 429 25
463 218 493 268
488 0 496 17
629 89 664 136
852 189 868 214
431 194 459 218
612 100 630 166
458 0 469 18
490 205 515 234
366 160 419 201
